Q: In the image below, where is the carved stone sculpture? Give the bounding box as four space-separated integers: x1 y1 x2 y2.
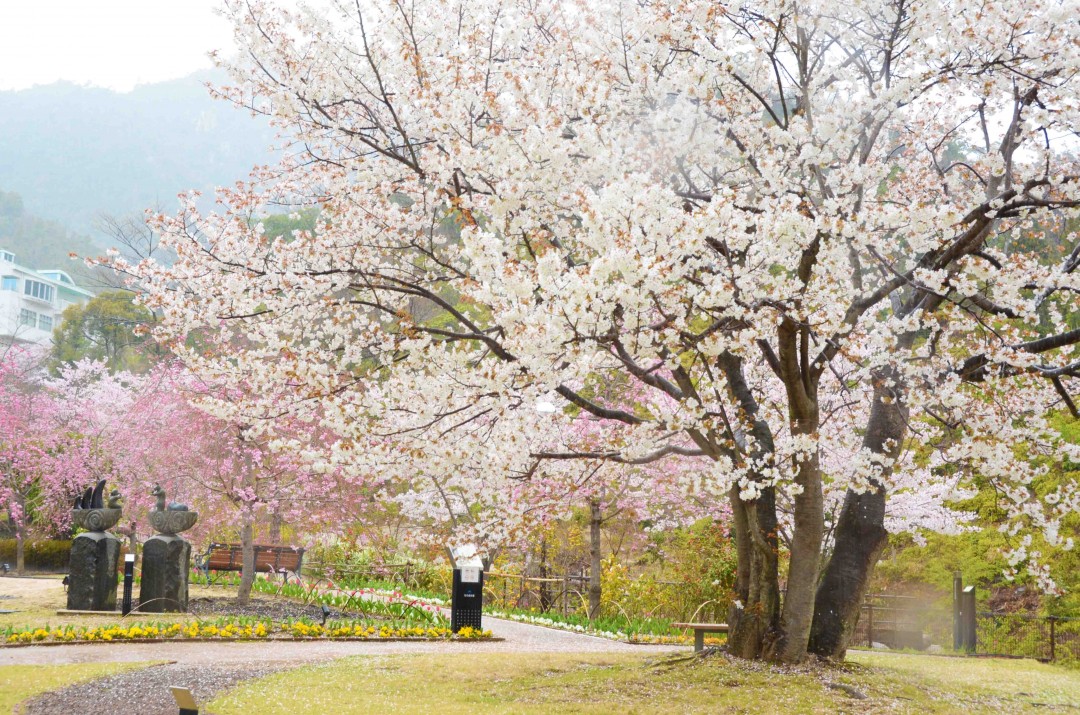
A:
141 484 198 613
67 482 122 611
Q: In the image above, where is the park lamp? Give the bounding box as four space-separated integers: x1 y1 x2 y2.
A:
170 686 198 715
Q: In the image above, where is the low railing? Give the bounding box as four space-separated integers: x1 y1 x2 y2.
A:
976 613 1080 662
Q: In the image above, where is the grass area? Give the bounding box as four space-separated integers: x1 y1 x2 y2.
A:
207 651 1080 714
0 662 154 713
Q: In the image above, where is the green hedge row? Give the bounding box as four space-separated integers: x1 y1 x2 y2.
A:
0 539 71 570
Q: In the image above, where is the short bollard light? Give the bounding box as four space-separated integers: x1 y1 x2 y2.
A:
122 553 135 616
170 686 199 715
321 604 331 625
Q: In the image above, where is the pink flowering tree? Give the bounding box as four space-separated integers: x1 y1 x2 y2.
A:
0 347 72 573
107 0 1080 661
129 368 348 604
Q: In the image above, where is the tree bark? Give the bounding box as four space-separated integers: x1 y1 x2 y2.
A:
773 398 823 662
269 512 282 545
237 429 257 605
726 485 782 659
237 515 255 605
717 353 783 660
15 528 25 575
537 535 553 611
808 372 908 658
765 312 825 663
588 498 602 619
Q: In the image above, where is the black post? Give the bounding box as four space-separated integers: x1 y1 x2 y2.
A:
953 572 963 651
867 599 874 648
961 586 977 652
1049 616 1057 662
122 554 135 616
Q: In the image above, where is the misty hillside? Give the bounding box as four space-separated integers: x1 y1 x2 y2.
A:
0 190 100 274
0 70 277 236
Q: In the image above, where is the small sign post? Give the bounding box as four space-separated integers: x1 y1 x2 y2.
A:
170 686 199 715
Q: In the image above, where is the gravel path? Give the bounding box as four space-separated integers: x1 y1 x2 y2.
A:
20 662 294 715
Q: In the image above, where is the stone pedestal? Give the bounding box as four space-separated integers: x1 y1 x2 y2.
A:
67 532 121 611
139 535 191 612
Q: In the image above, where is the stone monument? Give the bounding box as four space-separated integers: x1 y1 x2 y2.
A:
139 485 198 613
67 480 123 611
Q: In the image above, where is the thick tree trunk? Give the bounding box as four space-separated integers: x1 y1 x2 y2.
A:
588 498 602 619
808 372 908 658
807 489 888 657
237 516 255 605
770 315 825 662
774 406 824 662
726 485 781 659
716 353 783 660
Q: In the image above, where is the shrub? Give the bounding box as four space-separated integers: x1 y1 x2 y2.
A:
0 539 71 570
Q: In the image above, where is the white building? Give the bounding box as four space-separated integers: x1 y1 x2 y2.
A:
0 249 94 346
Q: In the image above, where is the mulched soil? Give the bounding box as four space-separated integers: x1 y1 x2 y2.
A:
20 661 299 715
184 595 343 621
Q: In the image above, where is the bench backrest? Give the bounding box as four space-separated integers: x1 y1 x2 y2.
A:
204 543 304 573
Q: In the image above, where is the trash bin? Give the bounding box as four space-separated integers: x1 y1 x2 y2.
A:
451 562 484 632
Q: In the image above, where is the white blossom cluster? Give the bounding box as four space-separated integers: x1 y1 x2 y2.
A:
105 0 1080 596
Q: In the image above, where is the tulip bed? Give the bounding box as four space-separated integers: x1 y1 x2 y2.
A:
2 618 491 646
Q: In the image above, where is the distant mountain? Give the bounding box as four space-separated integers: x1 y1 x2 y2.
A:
0 190 101 275
0 69 277 238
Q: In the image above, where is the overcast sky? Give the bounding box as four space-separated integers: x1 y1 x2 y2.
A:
0 0 237 91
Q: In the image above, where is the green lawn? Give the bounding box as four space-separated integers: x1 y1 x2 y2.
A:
207 650 1080 714
0 662 154 714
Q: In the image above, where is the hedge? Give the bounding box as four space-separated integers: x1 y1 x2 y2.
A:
0 539 71 570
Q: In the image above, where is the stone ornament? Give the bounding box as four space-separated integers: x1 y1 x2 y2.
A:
149 485 198 535
72 508 123 532
149 510 198 535
67 480 123 611
71 480 123 532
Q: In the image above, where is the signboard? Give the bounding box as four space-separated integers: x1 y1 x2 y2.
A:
461 566 481 583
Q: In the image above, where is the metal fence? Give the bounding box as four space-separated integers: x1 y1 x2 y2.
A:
850 583 1080 663
976 613 1080 662
481 570 728 623
854 593 952 650
308 560 728 623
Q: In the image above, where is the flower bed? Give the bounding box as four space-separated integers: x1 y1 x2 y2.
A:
2 618 491 646
484 610 722 646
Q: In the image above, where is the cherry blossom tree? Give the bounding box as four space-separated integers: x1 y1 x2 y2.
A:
0 347 71 573
109 0 1080 661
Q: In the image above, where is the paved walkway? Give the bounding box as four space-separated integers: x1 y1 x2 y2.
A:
0 616 678 665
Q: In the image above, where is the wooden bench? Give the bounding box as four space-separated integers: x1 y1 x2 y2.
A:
674 622 729 652
195 543 304 583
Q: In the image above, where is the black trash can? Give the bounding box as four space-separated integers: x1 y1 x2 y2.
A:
450 565 483 632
